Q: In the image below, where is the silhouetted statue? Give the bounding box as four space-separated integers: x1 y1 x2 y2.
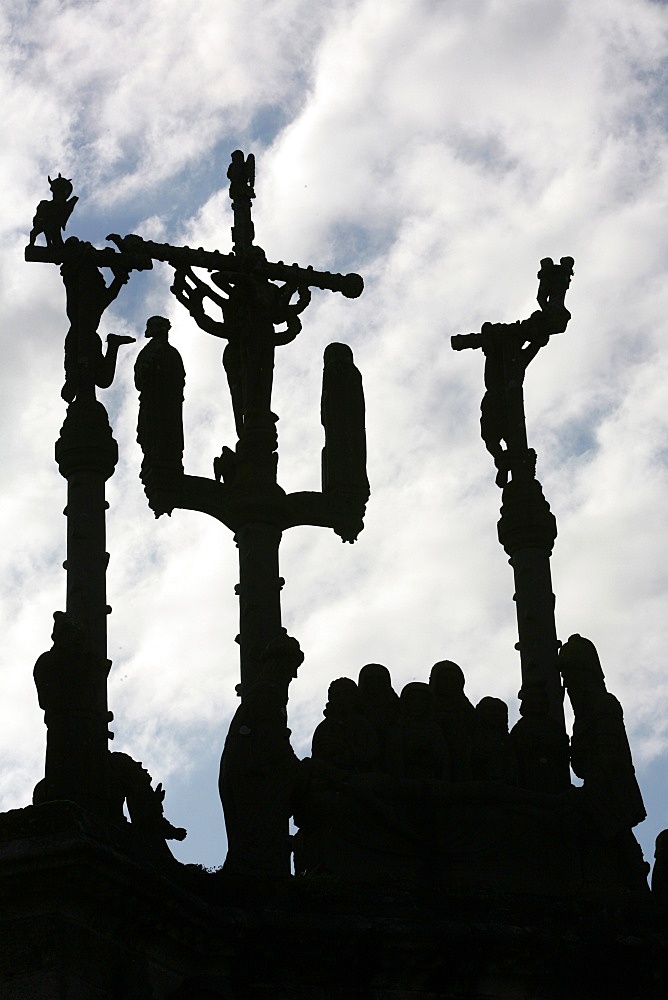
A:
170 264 311 441
321 342 370 541
109 752 186 858
429 660 476 781
227 149 256 203
134 316 186 497
509 684 571 793
60 237 135 402
33 611 110 809
311 677 379 775
386 682 448 781
560 634 647 882
452 256 574 486
219 631 304 876
536 256 575 314
357 663 400 771
471 697 518 784
652 830 668 908
29 173 78 248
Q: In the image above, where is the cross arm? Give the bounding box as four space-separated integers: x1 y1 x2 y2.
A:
105 234 364 298
141 474 365 543
25 243 153 273
284 491 366 543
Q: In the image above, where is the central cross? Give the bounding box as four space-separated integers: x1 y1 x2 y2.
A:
112 151 368 694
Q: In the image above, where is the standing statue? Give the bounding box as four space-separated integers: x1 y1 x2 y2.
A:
509 683 571 793
428 660 476 781
60 237 135 402
33 611 111 812
559 634 648 884
29 173 78 249
219 630 304 876
311 677 379 775
357 663 400 772
386 682 448 781
321 342 370 542
134 316 186 507
470 697 517 785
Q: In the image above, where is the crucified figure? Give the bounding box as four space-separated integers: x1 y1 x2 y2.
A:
60 237 135 402
170 262 311 438
453 256 574 487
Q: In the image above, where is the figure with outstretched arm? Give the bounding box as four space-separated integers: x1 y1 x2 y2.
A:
452 256 574 487
60 237 134 402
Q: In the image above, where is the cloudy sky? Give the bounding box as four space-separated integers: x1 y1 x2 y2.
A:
1 0 667 871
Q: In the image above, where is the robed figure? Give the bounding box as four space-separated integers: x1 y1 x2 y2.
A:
134 316 185 482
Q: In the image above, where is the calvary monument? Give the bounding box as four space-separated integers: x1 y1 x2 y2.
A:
0 152 664 998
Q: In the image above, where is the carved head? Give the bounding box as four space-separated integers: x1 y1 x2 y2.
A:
145 315 171 339
51 610 86 651
48 173 74 200
324 342 353 366
260 629 304 682
476 696 509 732
400 681 432 720
325 677 359 716
429 660 466 697
559 634 606 695
358 662 393 697
518 684 549 718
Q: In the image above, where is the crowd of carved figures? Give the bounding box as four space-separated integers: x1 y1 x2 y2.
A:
218 633 648 886
306 637 644 833
311 662 524 786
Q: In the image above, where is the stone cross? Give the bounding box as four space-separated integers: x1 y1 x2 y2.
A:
452 259 574 733
111 151 368 695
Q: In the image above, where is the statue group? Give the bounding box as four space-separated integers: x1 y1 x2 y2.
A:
25 153 651 900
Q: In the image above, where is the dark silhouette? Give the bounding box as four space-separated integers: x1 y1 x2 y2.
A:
452 260 574 735
311 678 379 775
112 151 367 707
29 173 78 248
452 256 574 487
509 683 571 793
109 752 186 858
321 342 369 542
227 149 256 202
429 659 476 781
60 237 135 402
386 682 448 781
357 663 400 771
470 696 517 784
33 611 111 812
219 631 304 876
536 255 575 313
134 316 185 503
652 829 668 908
560 634 648 882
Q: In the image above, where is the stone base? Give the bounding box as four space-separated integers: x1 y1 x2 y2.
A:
0 802 665 999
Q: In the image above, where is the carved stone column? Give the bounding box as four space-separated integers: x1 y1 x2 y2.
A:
497 473 564 731
47 397 117 813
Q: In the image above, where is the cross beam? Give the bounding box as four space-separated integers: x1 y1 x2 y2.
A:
129 152 368 695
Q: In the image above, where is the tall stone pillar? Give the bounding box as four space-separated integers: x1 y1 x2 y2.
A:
41 396 118 814
497 471 564 730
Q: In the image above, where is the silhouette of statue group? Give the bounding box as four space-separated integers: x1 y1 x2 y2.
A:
216 632 647 889
310 660 565 790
